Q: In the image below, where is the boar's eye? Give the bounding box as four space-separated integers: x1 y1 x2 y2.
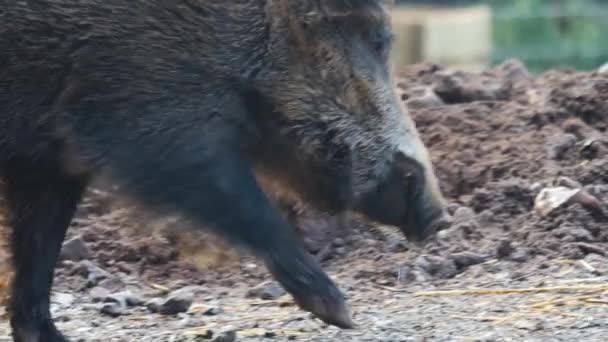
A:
370 29 394 61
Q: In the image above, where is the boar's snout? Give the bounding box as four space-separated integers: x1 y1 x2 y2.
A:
356 151 446 242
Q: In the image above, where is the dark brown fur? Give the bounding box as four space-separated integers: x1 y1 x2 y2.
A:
0 1 445 341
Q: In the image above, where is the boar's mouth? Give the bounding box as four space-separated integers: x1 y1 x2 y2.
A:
355 152 444 242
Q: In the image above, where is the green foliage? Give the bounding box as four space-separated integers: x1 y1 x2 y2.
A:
489 0 608 72
395 0 608 72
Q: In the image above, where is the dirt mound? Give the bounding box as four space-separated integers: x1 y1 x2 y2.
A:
394 59 607 266
44 59 608 285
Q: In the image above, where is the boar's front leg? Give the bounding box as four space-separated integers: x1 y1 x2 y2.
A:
92 107 354 329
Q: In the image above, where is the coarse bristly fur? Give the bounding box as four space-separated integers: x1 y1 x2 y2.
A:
0 0 446 340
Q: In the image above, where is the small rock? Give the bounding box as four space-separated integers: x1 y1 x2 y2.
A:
599 62 608 74
212 326 237 342
534 186 581 217
100 303 124 317
89 286 111 303
71 260 109 287
396 266 416 285
514 319 544 331
145 298 165 313
553 226 593 242
496 240 515 259
473 331 499 342
530 182 543 194
105 290 144 307
60 237 90 262
580 139 602 159
174 313 192 329
246 281 286 300
449 207 480 238
243 263 258 270
453 207 476 222
192 329 214 339
51 293 75 307
572 316 603 329
556 176 582 189
450 252 488 268
98 276 126 292
204 306 224 316
546 133 577 160
159 289 194 315
509 247 532 263
414 255 459 279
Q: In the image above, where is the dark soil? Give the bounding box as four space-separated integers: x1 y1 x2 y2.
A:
1 60 607 342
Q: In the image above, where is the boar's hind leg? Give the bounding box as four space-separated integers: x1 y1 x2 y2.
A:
105 130 354 329
4 159 88 342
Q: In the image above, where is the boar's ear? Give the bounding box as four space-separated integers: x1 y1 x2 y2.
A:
268 0 388 30
300 0 389 27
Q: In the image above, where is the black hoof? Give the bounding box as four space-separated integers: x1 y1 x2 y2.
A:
264 247 356 329
11 319 68 342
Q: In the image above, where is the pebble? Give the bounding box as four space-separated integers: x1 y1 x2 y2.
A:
71 260 109 287
414 255 459 279
145 298 165 313
438 206 480 241
556 176 582 189
204 306 224 316
509 247 532 263
473 331 500 342
105 290 144 307
396 266 416 284
450 252 488 268
546 133 577 160
98 276 127 292
496 240 515 259
146 288 194 315
514 319 544 331
453 206 477 222
553 227 594 242
60 236 90 262
100 303 124 317
212 326 237 342
89 286 111 303
246 281 286 300
51 292 76 307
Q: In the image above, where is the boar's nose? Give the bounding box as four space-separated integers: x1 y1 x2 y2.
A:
394 151 446 242
355 151 446 242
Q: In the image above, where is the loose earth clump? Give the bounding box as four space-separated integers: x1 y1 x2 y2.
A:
1 60 607 341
